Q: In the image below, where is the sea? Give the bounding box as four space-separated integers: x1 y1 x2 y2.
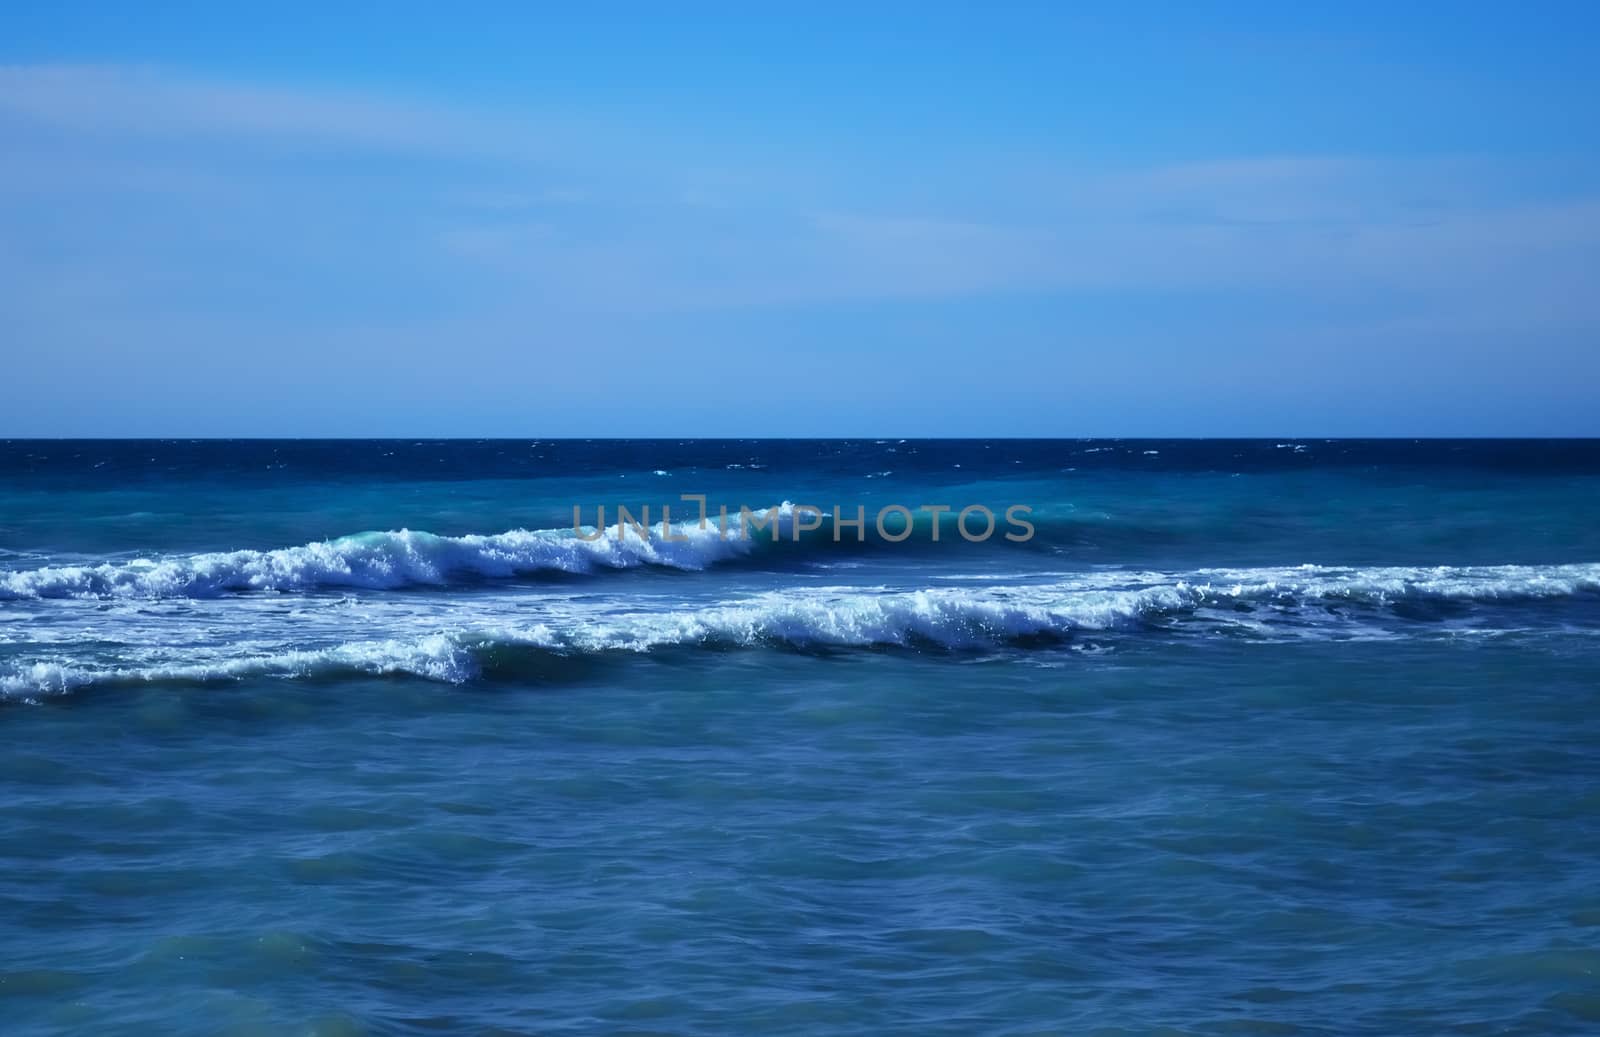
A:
2 439 1598 1035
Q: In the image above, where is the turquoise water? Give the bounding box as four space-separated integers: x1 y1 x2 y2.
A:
3 440 1599 1034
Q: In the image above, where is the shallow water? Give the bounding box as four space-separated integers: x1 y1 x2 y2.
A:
3 440 1599 1034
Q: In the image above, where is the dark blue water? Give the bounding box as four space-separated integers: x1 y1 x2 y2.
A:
3 440 1599 1034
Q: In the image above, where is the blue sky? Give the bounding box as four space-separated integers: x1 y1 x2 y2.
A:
3 3 1598 436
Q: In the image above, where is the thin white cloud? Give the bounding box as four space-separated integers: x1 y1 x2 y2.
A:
0 64 564 160
2 62 1598 327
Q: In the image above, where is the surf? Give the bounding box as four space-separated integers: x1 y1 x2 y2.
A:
7 564 1599 700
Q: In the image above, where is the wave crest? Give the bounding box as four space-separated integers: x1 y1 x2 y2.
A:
6 563 1598 699
0 509 811 600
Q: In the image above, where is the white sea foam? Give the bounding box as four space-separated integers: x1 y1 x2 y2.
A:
5 563 1596 698
0 635 476 699
0 507 802 600
1184 563 1600 604
549 563 1600 649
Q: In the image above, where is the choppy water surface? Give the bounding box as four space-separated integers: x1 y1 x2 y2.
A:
3 440 1599 1034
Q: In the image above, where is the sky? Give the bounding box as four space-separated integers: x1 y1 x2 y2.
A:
2 2 1598 437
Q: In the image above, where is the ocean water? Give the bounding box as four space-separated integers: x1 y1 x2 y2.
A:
2 439 1599 1036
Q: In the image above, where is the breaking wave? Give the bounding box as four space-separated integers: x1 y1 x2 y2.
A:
5 564 1597 699
0 509 810 600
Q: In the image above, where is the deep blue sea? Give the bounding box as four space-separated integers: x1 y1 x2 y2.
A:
3 439 1599 1035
